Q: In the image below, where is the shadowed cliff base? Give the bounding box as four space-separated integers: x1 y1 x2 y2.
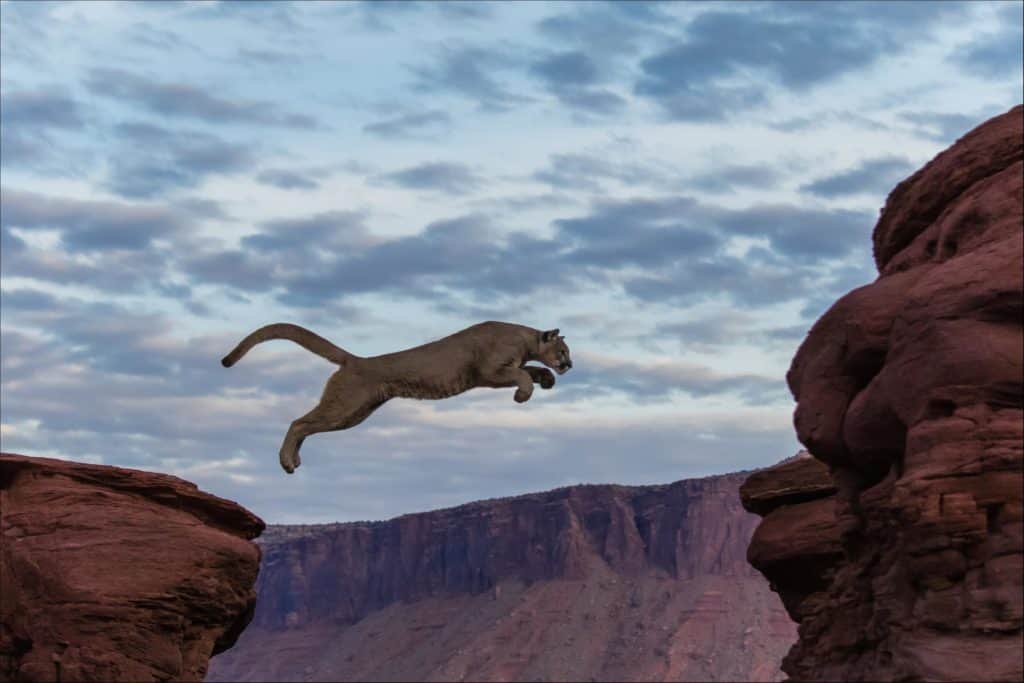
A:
208 470 796 682
0 452 265 682
744 105 1023 681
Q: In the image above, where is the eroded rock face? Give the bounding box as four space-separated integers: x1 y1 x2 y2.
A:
745 105 1023 681
209 471 797 682
0 453 265 682
741 453 842 623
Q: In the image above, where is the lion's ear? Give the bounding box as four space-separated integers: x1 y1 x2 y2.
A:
541 329 560 342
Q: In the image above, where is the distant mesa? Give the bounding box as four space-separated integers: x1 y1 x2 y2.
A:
209 471 797 682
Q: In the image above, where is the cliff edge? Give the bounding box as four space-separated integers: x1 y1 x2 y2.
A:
743 105 1024 681
0 452 265 682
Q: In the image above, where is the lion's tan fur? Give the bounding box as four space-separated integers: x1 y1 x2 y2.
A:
222 321 572 473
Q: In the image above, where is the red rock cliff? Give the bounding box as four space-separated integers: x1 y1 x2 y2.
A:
209 471 797 682
0 453 265 682
744 105 1024 681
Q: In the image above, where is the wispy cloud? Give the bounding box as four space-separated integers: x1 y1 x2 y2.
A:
801 157 915 198
362 110 451 138
86 67 319 128
376 161 485 195
635 2 970 120
104 121 255 198
1 187 190 251
409 45 532 112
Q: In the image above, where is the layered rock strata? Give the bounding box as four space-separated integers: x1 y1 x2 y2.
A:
744 105 1024 681
209 471 797 682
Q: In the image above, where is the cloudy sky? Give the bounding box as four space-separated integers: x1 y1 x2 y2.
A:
2 1 1021 523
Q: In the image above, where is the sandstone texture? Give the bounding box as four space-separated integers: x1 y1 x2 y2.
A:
209 471 796 682
0 453 265 682
744 105 1024 681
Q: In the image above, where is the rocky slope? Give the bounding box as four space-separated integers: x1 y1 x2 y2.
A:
0 453 265 682
744 105 1023 681
208 471 796 682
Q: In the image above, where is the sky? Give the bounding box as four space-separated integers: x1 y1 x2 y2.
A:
1 0 1022 524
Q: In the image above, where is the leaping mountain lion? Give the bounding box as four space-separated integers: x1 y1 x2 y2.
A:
221 321 573 473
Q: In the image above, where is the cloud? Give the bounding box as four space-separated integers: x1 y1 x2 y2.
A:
532 153 672 193
0 86 92 175
800 156 915 198
715 204 873 262
182 250 280 294
351 0 494 33
1 187 189 251
183 212 374 296
0 188 218 296
624 257 808 308
949 3 1024 78
362 110 451 138
85 67 318 128
243 210 372 253
656 313 810 355
355 0 423 31
0 226 27 257
531 51 600 87
1 86 84 128
555 200 720 269
128 21 195 52
256 168 321 190
635 2 967 120
536 2 674 58
376 161 484 195
236 47 306 65
563 352 789 405
103 121 255 198
897 110 991 143
1 240 177 295
542 197 874 307
276 214 502 306
183 0 306 33
528 50 626 117
0 1 54 66
408 45 532 112
434 1 493 22
169 191 872 315
688 164 783 194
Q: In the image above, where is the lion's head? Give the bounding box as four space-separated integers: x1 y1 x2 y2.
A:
538 329 573 375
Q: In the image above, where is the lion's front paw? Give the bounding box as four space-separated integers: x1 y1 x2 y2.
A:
514 388 533 403
538 369 556 389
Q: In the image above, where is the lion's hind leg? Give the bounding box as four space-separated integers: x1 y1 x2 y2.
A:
278 407 332 474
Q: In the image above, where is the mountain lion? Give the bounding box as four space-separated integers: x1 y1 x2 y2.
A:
222 321 573 473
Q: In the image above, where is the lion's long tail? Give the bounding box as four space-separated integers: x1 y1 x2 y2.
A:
221 323 354 367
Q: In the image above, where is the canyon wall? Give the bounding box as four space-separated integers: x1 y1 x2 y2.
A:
0 453 265 682
744 105 1024 681
209 470 796 682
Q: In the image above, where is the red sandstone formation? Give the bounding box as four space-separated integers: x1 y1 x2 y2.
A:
208 471 796 682
741 452 842 624
744 105 1024 681
0 453 265 682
